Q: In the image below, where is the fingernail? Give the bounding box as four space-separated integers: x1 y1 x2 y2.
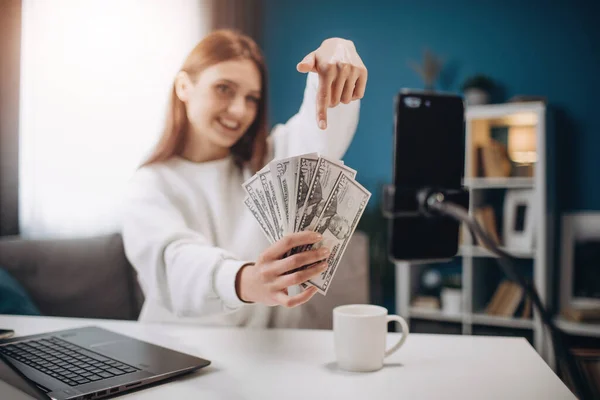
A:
319 247 330 257
319 120 326 130
312 232 322 240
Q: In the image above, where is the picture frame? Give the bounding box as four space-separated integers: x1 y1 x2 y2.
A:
503 189 535 250
560 213 600 311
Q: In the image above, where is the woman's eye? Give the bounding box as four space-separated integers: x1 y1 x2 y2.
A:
216 84 231 95
247 96 260 104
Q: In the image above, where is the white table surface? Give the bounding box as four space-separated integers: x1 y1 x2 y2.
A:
0 315 575 400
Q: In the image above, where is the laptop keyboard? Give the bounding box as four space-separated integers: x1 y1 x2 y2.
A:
0 336 139 387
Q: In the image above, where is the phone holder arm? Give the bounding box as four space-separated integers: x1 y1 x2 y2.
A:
381 184 469 219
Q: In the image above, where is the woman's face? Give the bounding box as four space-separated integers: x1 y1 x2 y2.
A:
177 59 262 154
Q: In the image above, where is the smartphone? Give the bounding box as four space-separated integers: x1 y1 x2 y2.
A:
0 329 15 340
389 90 466 262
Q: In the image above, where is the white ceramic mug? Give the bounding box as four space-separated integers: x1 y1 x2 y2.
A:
333 304 409 372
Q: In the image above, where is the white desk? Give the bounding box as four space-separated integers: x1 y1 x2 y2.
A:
0 315 575 400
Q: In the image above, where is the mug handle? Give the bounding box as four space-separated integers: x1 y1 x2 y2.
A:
384 315 409 358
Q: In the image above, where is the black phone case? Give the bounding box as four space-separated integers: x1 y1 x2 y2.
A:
388 90 465 262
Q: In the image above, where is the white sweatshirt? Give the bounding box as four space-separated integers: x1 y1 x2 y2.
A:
122 72 359 328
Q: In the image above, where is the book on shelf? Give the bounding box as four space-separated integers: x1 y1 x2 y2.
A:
569 348 600 399
473 206 501 246
485 280 530 318
522 295 532 319
476 139 512 178
411 296 441 310
561 306 600 323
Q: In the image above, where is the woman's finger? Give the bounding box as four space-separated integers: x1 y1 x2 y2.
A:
352 67 368 100
258 231 322 264
296 51 316 73
316 66 336 130
330 63 352 108
275 260 328 290
274 286 318 308
341 69 359 104
271 246 329 276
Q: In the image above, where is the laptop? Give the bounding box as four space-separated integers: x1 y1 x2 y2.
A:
0 326 211 399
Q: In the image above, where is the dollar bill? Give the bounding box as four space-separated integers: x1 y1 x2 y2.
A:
269 153 319 235
269 157 292 235
302 173 371 294
244 196 275 243
296 156 357 235
258 167 284 240
292 154 319 234
242 174 277 241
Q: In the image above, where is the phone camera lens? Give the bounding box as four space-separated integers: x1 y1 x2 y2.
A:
425 101 431 107
404 97 421 108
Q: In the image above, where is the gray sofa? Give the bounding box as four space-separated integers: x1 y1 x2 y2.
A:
0 232 369 329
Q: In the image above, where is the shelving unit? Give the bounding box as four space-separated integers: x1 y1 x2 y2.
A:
471 312 534 329
396 101 555 364
408 307 464 323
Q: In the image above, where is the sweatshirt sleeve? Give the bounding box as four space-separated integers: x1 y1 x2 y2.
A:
121 167 249 318
269 72 360 160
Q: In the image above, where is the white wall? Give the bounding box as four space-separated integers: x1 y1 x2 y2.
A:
19 0 210 238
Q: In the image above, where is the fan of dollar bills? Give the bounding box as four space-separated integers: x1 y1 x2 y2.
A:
242 153 371 295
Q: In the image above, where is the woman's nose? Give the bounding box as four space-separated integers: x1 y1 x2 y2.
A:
227 95 247 118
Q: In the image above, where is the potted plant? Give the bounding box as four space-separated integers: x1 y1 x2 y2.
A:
409 49 444 91
461 74 495 106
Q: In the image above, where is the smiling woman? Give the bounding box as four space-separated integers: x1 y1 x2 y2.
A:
183 61 262 151
121 29 368 328
141 30 269 172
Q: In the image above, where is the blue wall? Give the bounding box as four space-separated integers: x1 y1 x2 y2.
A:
262 0 600 212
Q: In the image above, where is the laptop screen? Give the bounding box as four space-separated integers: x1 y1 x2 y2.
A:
0 352 49 399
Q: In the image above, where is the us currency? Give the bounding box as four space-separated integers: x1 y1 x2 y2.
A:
292 154 319 233
244 196 275 243
296 156 357 236
301 173 371 295
268 157 293 234
269 152 319 235
257 166 284 240
242 174 277 241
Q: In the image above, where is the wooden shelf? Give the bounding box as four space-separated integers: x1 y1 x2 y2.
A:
462 177 534 189
408 308 534 329
465 101 545 120
408 307 464 323
554 317 600 338
471 313 534 329
459 245 535 259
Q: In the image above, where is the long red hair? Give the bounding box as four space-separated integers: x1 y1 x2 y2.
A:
141 29 268 172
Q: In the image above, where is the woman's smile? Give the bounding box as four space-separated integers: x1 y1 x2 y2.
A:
214 116 242 137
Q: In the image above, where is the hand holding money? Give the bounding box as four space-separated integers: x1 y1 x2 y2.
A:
243 153 371 297
236 231 328 307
